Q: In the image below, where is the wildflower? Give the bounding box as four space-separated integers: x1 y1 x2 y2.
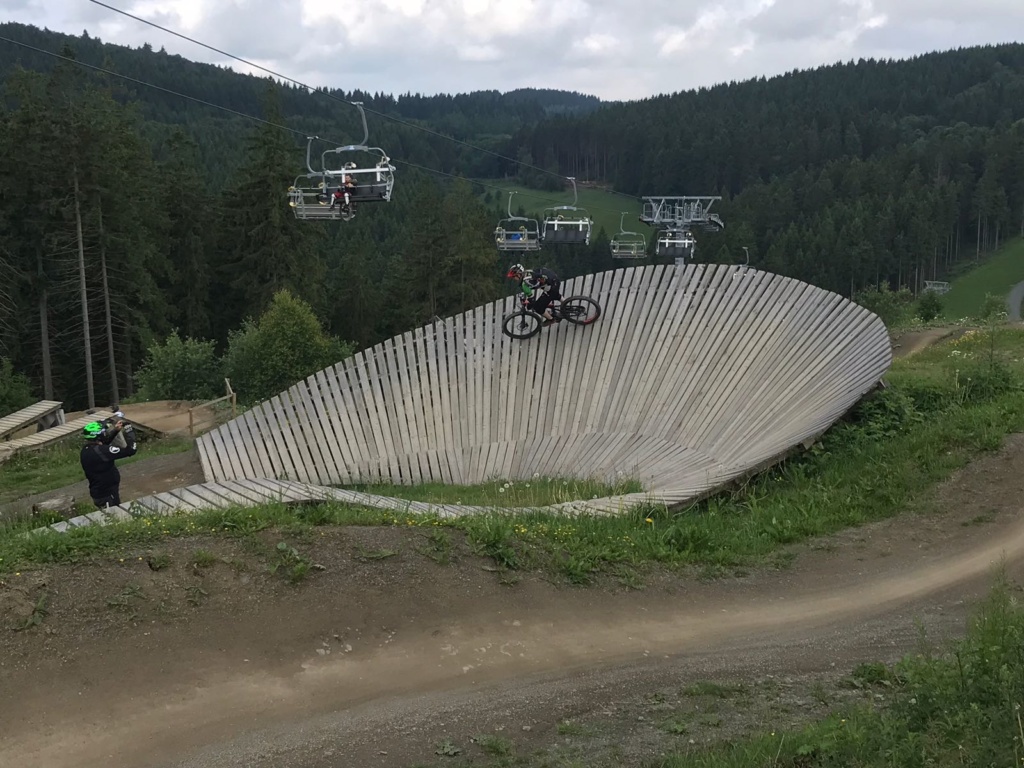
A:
645 517 654 524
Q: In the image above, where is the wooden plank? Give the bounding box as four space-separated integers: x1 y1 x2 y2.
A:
0 400 63 439
313 368 356 483
0 409 115 456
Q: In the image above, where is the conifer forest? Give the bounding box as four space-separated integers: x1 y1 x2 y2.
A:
1 22 1023 410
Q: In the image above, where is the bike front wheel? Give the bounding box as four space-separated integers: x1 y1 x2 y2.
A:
502 309 544 339
559 296 602 326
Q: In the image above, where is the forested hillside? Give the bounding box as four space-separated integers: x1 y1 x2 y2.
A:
512 45 1024 291
1 21 1022 412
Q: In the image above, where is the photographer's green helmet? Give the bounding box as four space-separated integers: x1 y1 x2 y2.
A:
82 421 105 440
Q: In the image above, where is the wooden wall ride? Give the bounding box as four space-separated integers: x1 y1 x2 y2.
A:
196 264 892 513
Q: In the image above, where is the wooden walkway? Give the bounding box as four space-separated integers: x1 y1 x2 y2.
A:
32 478 544 535
194 264 892 514
0 409 117 461
30 476 685 535
0 400 64 440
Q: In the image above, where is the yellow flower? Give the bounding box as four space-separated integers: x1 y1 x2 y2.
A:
645 518 654 524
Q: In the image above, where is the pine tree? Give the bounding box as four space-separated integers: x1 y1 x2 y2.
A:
215 86 326 329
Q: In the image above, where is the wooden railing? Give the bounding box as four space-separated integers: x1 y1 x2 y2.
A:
188 379 237 437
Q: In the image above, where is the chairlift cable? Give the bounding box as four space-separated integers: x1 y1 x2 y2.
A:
0 35 587 205
85 0 642 201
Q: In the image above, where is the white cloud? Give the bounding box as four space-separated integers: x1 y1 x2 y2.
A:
2 0 1022 101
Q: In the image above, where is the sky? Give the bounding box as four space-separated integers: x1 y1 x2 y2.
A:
2 0 1023 101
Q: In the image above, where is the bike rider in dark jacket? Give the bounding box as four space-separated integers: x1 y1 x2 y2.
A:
507 263 562 325
80 418 138 508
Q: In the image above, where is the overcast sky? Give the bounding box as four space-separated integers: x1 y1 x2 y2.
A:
3 0 1022 101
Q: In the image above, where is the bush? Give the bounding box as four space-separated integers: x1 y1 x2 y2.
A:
0 357 34 415
845 387 924 440
916 290 943 322
224 289 353 405
134 331 224 402
854 284 915 328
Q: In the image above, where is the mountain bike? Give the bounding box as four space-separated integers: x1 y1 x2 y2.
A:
501 293 602 340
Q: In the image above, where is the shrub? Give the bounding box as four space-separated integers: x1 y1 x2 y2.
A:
854 284 915 328
223 289 353 405
916 290 943 322
134 331 223 402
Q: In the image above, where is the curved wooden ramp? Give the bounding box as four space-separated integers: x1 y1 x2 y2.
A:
196 264 892 513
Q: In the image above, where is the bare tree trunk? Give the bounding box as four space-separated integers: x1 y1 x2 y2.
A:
124 327 134 399
36 248 53 400
73 164 95 409
97 197 120 405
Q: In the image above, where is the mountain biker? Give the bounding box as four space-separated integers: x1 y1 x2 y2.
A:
507 263 562 325
80 419 138 509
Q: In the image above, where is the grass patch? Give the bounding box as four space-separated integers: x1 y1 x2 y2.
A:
0 435 194 505
657 574 1024 767
940 237 1024 321
341 476 644 507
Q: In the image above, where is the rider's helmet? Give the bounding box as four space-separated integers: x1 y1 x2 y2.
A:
82 421 105 440
506 263 525 280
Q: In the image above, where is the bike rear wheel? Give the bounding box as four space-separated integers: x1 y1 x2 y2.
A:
558 296 602 326
502 309 544 339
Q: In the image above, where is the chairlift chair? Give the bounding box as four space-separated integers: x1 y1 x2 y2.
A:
494 191 542 252
610 212 647 259
655 229 697 261
542 177 592 245
288 102 396 222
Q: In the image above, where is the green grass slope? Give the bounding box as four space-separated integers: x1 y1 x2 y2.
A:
479 180 645 241
941 237 1024 320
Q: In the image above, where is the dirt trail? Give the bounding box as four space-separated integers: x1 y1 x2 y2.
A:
891 326 963 357
2 431 1023 767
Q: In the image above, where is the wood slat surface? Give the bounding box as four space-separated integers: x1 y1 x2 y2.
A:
0 409 115 458
190 265 891 514
0 400 63 439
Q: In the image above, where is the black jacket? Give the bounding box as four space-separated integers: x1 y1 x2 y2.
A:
80 425 138 500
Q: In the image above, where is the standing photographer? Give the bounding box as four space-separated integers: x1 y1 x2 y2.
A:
80 417 138 509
